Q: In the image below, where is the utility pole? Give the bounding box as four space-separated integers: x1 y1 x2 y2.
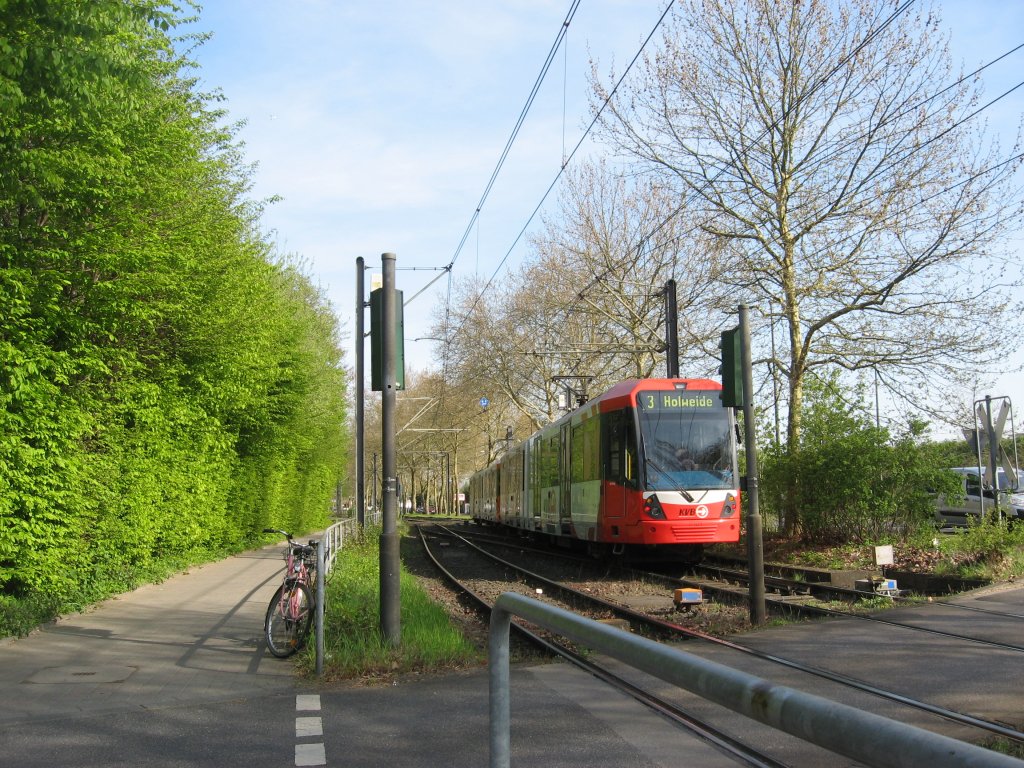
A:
720 308 765 624
665 279 679 378
739 305 766 624
355 257 367 527
379 253 400 646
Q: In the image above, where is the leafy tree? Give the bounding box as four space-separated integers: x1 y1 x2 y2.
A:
593 0 1024 535
389 369 479 508
440 161 730 440
530 161 732 380
0 0 193 598
441 271 567 432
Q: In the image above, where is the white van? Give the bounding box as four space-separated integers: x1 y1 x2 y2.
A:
934 467 1024 526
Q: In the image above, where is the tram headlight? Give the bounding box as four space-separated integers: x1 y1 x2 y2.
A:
722 493 737 517
643 494 667 520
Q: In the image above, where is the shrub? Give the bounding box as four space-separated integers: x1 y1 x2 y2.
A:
759 375 960 544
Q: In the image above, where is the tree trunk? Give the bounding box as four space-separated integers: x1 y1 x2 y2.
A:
782 236 803 538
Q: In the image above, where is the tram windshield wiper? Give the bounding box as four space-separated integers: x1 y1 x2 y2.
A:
645 459 694 502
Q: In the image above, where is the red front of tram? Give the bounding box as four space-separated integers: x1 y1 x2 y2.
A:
596 379 741 559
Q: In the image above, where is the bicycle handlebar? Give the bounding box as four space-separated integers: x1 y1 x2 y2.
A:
262 528 293 541
264 528 319 563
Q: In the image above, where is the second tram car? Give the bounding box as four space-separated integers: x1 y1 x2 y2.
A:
467 378 741 562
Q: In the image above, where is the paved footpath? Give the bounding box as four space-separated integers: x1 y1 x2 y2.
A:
0 544 297 727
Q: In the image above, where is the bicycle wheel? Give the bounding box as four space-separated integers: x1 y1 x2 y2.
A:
264 582 313 658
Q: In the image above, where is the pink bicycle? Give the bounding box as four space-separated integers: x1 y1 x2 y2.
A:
263 528 317 658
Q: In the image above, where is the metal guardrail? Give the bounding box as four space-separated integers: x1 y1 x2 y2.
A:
314 518 357 676
322 518 358 576
321 513 381 576
313 515 381 676
488 591 1023 768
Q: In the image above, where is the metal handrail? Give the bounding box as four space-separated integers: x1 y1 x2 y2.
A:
322 518 358 575
314 515 382 676
314 518 356 677
488 591 1023 768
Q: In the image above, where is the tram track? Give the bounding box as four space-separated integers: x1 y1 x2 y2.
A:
662 563 1024 654
415 523 791 768
415 521 1024 753
438 520 1024 654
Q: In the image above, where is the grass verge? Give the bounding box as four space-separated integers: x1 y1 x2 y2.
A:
298 527 483 680
712 520 1024 583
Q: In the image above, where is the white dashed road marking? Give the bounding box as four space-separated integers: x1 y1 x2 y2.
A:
296 717 323 738
295 743 326 767
295 694 326 766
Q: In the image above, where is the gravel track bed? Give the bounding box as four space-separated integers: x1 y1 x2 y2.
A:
405 522 754 646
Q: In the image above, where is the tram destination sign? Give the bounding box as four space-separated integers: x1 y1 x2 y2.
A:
638 391 718 410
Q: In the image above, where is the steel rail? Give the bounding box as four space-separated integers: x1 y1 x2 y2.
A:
674 563 1024 655
432 523 1024 747
415 524 790 768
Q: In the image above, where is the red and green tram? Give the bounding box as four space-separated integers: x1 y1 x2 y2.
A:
467 378 741 562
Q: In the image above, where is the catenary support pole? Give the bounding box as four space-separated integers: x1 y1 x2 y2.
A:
665 279 679 378
739 304 766 624
356 257 366 528
380 253 401 646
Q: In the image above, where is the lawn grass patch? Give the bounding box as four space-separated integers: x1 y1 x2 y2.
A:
303 528 482 680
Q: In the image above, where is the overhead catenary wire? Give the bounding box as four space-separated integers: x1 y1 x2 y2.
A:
444 0 679 343
434 1 1021 421
444 0 582 276
432 0 584 388
497 8 1024 350
624 64 1024 290
400 4 1021 486
442 0 922 347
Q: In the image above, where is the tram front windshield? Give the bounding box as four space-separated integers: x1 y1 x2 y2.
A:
636 389 734 491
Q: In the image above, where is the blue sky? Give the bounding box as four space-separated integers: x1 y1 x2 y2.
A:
187 1 658 345
187 1 1024 436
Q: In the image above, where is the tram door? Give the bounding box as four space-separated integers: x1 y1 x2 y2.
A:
559 423 571 534
602 409 637 521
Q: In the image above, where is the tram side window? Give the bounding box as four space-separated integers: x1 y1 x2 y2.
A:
603 409 638 488
539 434 558 489
571 416 600 483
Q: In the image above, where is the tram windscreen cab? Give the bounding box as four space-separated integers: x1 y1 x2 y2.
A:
634 388 737 491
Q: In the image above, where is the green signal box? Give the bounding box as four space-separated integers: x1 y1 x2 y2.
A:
370 287 405 391
719 326 743 408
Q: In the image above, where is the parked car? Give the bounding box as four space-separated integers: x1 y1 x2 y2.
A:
934 466 1024 527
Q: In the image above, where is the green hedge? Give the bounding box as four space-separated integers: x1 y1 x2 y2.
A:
0 2 349 628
